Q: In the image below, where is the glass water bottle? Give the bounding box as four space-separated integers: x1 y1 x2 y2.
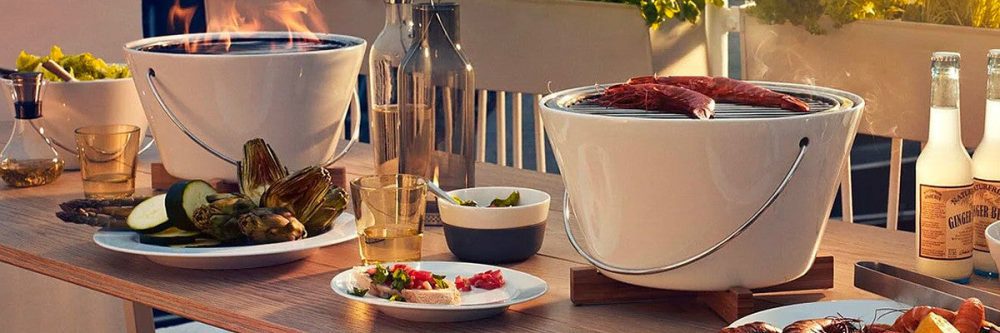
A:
369 0 413 176
1 72 64 187
398 2 476 222
915 52 974 283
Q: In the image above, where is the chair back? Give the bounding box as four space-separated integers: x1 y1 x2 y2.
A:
739 18 996 229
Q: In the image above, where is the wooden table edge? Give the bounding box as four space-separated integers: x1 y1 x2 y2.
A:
0 244 299 333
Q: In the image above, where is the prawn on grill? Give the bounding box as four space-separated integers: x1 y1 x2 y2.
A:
627 76 811 112
588 83 715 119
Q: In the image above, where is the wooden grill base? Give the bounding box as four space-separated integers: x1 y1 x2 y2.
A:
569 256 834 322
150 163 348 192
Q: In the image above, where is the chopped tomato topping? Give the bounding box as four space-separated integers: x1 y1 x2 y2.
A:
455 275 471 291
455 269 505 291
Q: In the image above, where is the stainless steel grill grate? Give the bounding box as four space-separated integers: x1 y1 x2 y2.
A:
551 84 844 119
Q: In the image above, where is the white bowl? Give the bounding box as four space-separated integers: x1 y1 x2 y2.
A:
439 187 551 263
987 221 1000 271
439 187 551 229
1 77 149 170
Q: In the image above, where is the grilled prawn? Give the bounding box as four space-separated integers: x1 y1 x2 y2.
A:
720 322 782 333
782 318 862 333
890 306 957 332
627 76 811 112
951 298 985 333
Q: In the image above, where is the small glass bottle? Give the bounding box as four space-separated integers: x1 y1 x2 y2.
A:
398 2 476 223
1 72 64 187
368 0 414 176
971 49 1000 277
915 52 974 283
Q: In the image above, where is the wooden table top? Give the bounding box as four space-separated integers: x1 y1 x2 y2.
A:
0 143 997 332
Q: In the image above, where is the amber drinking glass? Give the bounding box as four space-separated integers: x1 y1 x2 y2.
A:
74 125 140 198
350 174 427 264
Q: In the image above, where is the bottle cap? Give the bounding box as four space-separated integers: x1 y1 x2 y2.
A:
8 72 45 119
932 51 961 62
990 49 1000 59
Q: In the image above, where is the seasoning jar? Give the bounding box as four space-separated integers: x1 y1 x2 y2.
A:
1 72 64 187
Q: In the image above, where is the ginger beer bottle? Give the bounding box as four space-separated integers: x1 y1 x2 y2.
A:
915 52 975 283
972 49 1000 277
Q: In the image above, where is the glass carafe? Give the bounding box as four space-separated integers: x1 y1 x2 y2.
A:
369 0 413 175
1 72 64 187
398 2 476 222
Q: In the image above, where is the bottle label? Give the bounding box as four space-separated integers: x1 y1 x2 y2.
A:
973 178 1000 253
919 184 975 260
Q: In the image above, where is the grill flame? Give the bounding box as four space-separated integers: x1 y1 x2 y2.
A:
168 0 329 53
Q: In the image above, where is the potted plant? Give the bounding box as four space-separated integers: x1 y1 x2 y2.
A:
739 0 1000 145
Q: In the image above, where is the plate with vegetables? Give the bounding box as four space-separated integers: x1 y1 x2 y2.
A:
77 139 356 269
331 261 548 322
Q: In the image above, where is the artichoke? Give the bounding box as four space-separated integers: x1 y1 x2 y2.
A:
192 194 256 242
237 208 306 244
303 187 349 235
261 166 336 234
238 138 288 205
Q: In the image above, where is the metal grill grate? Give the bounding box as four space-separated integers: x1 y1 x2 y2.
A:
557 87 842 119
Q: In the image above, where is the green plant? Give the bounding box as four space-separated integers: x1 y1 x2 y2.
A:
587 0 725 28
748 0 1000 34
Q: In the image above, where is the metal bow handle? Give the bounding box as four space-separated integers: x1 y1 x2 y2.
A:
562 137 810 275
33 121 155 160
146 68 361 167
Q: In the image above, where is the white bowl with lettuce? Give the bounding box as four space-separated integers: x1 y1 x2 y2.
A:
1 46 150 169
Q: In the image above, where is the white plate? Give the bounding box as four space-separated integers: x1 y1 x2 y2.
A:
331 261 548 322
94 213 357 269
730 300 911 328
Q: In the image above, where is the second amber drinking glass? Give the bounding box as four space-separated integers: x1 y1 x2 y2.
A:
74 125 140 199
350 174 427 264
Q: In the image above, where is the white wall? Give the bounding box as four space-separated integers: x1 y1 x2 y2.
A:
0 2 139 329
0 0 141 63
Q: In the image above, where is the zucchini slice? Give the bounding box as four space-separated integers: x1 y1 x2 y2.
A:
126 194 171 233
169 238 223 248
166 180 217 231
139 227 201 246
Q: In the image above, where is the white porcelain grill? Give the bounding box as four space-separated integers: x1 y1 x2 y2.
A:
541 81 865 291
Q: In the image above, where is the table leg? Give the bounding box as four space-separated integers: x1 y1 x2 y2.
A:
122 300 154 333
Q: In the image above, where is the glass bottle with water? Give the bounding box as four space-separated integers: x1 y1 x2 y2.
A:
368 0 413 176
398 2 476 224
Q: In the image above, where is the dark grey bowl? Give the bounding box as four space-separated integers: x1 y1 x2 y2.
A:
442 222 545 264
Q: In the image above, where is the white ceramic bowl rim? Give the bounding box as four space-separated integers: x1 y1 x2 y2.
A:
539 81 866 123
987 220 1000 242
441 187 551 211
123 31 367 58
0 77 132 85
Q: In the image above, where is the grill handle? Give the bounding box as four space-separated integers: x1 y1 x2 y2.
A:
562 137 810 275
145 68 361 167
